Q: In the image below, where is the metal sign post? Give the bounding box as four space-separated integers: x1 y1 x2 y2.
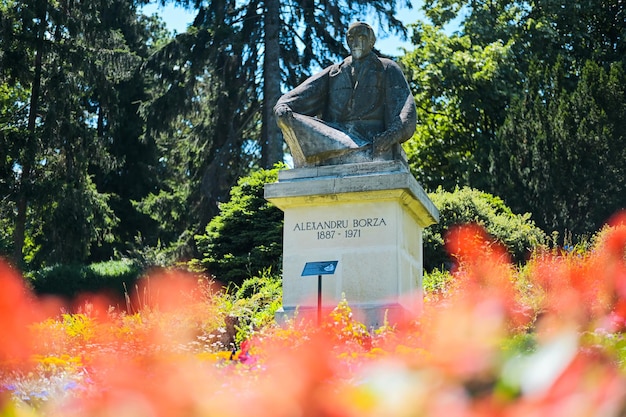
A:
301 261 338 325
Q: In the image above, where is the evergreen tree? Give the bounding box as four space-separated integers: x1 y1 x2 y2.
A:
492 60 626 235
194 166 284 287
0 0 163 267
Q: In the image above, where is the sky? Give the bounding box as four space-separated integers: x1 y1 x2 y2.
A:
139 2 427 56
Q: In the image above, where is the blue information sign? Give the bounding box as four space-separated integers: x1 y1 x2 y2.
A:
301 261 338 276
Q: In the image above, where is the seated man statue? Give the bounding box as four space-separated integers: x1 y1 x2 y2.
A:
274 21 417 167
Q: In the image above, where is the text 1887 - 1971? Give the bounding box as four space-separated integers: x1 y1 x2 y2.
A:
303 218 386 240
316 229 362 240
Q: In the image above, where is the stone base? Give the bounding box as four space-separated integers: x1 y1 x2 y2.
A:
265 161 439 329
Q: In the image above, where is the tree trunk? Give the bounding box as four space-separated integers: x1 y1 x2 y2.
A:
13 1 46 266
261 0 283 168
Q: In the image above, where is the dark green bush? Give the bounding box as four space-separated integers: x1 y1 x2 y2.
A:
193 166 284 287
28 259 141 299
424 187 547 271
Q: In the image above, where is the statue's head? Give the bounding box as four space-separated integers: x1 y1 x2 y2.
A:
347 22 376 60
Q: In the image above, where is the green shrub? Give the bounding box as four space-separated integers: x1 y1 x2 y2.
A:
424 187 547 271
218 269 283 344
193 166 284 287
28 259 141 299
422 268 454 296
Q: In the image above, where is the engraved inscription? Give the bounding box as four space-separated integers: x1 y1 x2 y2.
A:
293 220 349 231
292 217 387 240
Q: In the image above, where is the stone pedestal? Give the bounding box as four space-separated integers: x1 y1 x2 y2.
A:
264 161 439 328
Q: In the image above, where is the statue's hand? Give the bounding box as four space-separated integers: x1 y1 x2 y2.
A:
274 104 293 119
373 131 398 155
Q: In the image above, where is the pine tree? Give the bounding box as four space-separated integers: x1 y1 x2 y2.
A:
0 0 162 266
492 60 626 235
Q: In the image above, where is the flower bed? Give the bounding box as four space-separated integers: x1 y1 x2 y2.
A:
2 218 626 416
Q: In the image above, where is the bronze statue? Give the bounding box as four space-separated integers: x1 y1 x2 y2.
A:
274 22 417 167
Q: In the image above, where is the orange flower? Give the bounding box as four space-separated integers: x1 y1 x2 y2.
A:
0 259 38 365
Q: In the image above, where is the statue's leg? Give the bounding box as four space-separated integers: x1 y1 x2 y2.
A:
275 115 306 166
277 113 369 167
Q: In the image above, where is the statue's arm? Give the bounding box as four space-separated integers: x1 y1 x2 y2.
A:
373 61 417 154
274 68 331 120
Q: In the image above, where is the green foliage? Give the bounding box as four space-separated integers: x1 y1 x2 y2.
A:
424 187 547 271
220 269 283 344
582 331 626 372
194 166 284 287
0 205 13 256
325 295 371 348
402 22 520 191
422 267 453 296
405 0 626 240
501 332 537 356
491 60 626 236
0 0 167 266
28 260 141 299
131 185 193 265
32 177 119 267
